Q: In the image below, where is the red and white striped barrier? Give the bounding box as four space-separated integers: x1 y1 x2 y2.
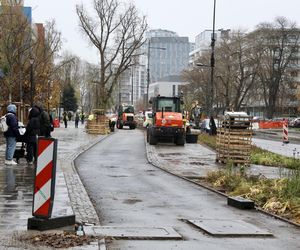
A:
32 137 57 218
283 121 289 144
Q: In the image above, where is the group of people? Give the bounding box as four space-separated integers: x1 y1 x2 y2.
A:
3 103 53 166
62 111 84 128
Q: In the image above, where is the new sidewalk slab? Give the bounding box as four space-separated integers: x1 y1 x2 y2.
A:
0 122 105 249
146 140 291 179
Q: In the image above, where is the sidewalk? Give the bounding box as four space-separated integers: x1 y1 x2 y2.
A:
0 122 105 249
147 140 291 180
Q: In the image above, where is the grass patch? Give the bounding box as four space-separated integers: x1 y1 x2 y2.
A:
205 164 300 224
198 133 300 169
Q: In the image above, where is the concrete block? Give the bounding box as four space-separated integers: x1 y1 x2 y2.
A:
227 196 254 209
27 215 76 231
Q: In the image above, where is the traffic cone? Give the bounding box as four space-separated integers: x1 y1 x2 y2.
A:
283 121 289 144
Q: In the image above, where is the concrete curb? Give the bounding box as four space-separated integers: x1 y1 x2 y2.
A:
63 133 112 250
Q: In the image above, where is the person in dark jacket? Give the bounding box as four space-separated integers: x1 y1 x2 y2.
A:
63 111 68 128
75 112 80 128
4 104 19 165
24 107 40 164
34 103 51 137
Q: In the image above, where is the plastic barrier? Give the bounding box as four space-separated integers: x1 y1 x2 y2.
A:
33 137 57 218
283 121 289 143
258 121 285 129
28 137 75 230
53 118 60 128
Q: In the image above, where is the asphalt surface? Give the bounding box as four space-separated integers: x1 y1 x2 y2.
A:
75 128 300 250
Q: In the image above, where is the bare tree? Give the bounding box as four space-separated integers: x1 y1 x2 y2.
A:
215 31 260 112
76 0 147 109
251 17 300 118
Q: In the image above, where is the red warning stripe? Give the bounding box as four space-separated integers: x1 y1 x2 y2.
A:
37 139 53 157
34 161 53 194
34 198 51 216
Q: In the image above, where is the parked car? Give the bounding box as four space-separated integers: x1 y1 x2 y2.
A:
290 117 300 128
143 111 153 128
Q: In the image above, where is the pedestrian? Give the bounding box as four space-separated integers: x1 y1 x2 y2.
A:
75 112 80 128
63 111 68 128
24 106 40 164
68 111 72 122
34 103 52 137
3 104 20 165
80 112 85 125
209 116 217 135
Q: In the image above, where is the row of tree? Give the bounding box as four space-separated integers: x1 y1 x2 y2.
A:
0 2 62 109
182 17 300 119
0 0 148 116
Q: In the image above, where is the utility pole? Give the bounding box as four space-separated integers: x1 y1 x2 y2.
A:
209 0 216 118
146 39 166 108
146 40 150 108
131 66 134 105
30 58 34 106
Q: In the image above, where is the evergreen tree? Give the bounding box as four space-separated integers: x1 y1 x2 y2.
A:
61 83 78 111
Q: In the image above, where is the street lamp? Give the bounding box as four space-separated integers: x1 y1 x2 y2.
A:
195 0 216 118
29 58 34 106
146 39 166 107
209 0 216 117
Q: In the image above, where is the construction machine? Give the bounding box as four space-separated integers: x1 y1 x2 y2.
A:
146 95 185 145
116 104 136 129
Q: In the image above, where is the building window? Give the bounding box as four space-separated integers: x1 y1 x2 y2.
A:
172 85 176 96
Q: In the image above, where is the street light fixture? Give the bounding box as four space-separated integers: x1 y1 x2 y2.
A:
146 39 166 107
29 58 34 106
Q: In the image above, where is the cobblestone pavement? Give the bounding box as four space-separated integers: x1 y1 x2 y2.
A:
0 122 106 249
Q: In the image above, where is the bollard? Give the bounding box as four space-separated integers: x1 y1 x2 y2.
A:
282 120 289 144
28 137 75 231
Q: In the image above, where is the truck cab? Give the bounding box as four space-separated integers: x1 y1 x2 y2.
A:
147 95 185 145
117 104 136 129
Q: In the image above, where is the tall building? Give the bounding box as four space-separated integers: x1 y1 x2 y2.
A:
189 29 230 66
146 29 191 83
119 29 192 107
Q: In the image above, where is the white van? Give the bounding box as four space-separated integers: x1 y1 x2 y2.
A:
143 111 153 128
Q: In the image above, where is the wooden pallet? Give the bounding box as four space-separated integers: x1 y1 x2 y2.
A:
216 114 252 166
86 118 110 135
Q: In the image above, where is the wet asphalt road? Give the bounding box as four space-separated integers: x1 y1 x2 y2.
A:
75 128 300 250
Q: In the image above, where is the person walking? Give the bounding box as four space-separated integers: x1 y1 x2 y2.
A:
68 112 72 122
63 112 68 128
80 112 85 125
3 104 19 165
34 103 51 137
75 112 80 128
24 106 40 164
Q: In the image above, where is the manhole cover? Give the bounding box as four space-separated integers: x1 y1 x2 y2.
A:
90 226 182 239
187 219 273 237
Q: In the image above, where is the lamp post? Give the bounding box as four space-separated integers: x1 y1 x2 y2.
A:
209 0 216 117
146 39 166 107
29 58 34 106
195 0 216 118
131 66 134 105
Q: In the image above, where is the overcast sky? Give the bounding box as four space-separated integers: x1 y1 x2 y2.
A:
24 0 300 64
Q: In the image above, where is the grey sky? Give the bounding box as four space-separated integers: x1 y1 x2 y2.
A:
24 0 300 64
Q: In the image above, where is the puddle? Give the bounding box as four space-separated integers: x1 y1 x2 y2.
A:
0 165 35 231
